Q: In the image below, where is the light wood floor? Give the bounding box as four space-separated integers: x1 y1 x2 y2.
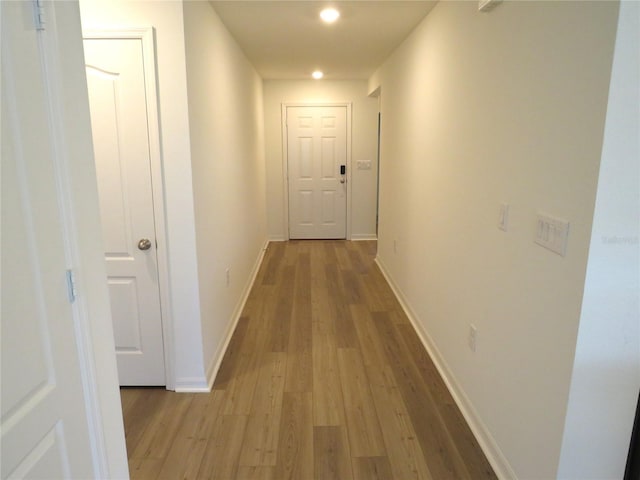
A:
120 240 496 479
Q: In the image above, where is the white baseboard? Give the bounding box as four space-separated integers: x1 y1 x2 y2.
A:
374 256 517 480
204 239 270 391
350 233 378 241
174 377 210 393
268 234 286 242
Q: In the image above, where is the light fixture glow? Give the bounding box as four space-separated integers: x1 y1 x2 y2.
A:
320 8 340 23
312 70 324 80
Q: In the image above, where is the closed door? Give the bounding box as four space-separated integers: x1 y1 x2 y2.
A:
84 36 165 386
2 2 96 476
287 106 347 239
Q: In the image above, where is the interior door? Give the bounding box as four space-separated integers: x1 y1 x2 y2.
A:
84 36 165 386
287 106 347 239
1 2 97 476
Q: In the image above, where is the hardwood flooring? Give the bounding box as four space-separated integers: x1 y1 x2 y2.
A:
120 240 496 479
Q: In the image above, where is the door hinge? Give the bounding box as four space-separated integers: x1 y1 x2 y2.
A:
66 269 77 303
33 0 46 31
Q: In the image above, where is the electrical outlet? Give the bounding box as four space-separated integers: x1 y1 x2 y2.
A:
468 324 477 352
225 268 230 287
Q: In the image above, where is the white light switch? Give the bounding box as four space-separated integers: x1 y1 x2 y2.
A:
357 160 372 170
535 213 569 256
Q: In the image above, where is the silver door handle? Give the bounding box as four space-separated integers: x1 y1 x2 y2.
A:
138 238 152 251
340 178 345 184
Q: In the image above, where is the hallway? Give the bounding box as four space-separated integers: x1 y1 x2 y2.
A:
121 240 496 479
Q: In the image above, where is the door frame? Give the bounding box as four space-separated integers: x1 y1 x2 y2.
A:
83 27 175 390
281 102 353 240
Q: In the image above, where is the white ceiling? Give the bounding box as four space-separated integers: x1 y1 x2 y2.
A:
209 1 438 80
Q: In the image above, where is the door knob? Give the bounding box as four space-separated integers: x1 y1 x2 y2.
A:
138 238 152 251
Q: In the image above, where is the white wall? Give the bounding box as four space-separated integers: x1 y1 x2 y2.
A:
558 2 640 478
79 0 205 388
369 2 620 478
183 2 268 386
264 80 379 240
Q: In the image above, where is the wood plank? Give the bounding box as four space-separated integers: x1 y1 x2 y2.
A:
261 241 285 285
397 324 497 479
366 365 433 480
334 241 353 271
312 286 345 426
333 300 359 349
274 392 314 480
323 241 338 264
129 392 194 460
336 348 386 457
346 244 368 274
128 457 164 480
196 414 248 479
339 269 363 305
251 352 287 415
121 388 169 456
358 273 389 312
236 466 275 480
325 262 360 348
213 315 250 390
119 387 138 418
285 252 312 392
314 426 354 480
180 390 226 480
239 413 281 467
156 393 213 479
371 312 471 479
268 265 296 352
238 352 287 467
221 350 261 415
352 456 394 480
350 304 387 369
354 240 377 257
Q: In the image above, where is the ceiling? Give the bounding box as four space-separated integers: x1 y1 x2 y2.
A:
209 1 438 80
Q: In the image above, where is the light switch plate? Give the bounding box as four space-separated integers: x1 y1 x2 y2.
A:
356 160 372 170
535 213 569 256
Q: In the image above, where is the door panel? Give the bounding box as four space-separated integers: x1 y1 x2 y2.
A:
1 2 96 477
84 36 165 386
288 106 347 239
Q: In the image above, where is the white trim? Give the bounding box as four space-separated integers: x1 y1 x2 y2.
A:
174 377 209 393
36 10 111 475
375 256 517 480
281 102 353 240
268 234 287 242
32 2 129 476
350 234 378 241
201 239 270 391
82 27 175 390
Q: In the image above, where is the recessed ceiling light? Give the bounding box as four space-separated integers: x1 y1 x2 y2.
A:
312 70 324 80
320 8 340 23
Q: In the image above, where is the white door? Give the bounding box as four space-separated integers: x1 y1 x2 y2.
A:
287 106 347 239
2 2 97 477
84 36 166 386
